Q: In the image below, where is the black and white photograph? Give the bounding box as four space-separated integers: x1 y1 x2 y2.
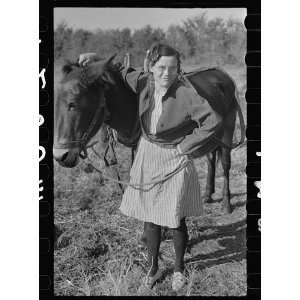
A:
7 0 300 299
52 7 249 296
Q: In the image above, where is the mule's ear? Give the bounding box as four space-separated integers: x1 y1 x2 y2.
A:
104 53 117 67
62 64 73 75
62 60 79 76
101 71 116 86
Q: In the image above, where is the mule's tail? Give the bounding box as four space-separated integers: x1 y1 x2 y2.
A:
211 93 246 151
231 86 246 149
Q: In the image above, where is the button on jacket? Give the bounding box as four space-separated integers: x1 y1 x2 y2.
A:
121 68 224 158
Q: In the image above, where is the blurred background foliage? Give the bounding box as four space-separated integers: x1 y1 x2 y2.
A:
54 13 246 68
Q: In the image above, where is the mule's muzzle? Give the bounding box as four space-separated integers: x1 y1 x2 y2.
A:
53 148 80 168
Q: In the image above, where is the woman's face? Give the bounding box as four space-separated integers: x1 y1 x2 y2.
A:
150 55 178 89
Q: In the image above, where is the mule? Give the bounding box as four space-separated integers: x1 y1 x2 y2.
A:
53 55 245 213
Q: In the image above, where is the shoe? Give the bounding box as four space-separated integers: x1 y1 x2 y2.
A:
137 275 156 295
172 271 186 292
143 269 163 289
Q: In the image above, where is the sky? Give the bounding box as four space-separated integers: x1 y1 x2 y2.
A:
54 8 246 31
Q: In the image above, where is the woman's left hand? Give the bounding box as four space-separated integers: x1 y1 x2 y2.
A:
78 53 100 66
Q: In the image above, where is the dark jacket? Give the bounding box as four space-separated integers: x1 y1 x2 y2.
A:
121 68 224 158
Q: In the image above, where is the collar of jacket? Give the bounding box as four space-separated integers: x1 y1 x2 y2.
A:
140 73 183 116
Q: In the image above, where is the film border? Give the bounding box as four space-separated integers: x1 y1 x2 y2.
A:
40 0 261 298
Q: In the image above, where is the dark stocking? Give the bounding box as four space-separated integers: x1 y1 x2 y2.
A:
140 222 147 245
145 222 161 276
173 218 188 273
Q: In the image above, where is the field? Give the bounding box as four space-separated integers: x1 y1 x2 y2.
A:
54 63 247 296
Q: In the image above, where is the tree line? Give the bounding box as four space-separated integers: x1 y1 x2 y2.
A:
54 13 246 68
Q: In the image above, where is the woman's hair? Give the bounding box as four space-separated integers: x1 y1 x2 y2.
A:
147 43 181 73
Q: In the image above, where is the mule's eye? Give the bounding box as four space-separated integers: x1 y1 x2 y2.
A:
68 102 76 111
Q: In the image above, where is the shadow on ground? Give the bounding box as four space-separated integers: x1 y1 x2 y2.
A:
188 218 245 265
160 218 246 280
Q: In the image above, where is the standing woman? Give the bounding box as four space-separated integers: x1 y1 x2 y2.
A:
79 43 223 291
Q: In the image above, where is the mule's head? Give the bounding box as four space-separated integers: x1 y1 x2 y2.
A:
53 55 116 168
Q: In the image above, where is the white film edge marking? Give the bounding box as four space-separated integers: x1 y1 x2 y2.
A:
39 179 44 201
39 38 46 202
39 114 44 126
39 68 46 89
255 152 261 198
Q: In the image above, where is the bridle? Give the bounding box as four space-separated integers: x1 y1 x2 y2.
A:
54 89 107 159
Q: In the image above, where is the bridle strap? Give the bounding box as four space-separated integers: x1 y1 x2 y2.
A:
80 93 106 148
54 91 107 157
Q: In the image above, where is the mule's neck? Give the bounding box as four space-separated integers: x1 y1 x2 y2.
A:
103 68 138 137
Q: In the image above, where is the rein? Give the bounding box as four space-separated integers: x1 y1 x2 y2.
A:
83 145 192 192
80 124 192 192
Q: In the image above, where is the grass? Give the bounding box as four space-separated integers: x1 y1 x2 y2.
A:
54 63 247 296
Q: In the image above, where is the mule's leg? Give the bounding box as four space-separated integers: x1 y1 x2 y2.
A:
221 147 232 213
219 105 236 214
203 149 217 203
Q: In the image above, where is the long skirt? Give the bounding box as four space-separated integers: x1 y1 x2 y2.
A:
119 136 203 228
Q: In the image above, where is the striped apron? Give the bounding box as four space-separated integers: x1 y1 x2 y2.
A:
119 88 203 228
